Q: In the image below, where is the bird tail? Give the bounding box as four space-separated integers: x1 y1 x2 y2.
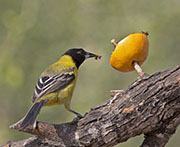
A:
20 100 46 129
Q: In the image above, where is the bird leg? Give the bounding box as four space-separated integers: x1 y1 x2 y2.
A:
69 109 83 118
69 109 85 124
132 61 145 77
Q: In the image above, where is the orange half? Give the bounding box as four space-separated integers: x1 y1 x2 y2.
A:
110 32 149 72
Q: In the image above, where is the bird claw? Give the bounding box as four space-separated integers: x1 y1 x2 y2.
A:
72 117 80 123
71 112 88 124
83 112 88 117
71 115 82 124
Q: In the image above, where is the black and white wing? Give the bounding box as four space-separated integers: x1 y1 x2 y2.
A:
32 72 75 103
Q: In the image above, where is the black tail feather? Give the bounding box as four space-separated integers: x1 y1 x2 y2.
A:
20 100 46 129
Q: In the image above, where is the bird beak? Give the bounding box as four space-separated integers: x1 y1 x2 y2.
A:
85 52 97 59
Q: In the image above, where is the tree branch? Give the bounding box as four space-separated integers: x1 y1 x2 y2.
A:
3 66 180 147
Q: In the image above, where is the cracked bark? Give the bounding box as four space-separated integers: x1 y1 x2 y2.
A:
3 65 180 147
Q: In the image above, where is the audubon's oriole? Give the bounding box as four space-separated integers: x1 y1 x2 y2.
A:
20 48 100 129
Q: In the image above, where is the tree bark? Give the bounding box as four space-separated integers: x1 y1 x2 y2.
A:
3 66 180 147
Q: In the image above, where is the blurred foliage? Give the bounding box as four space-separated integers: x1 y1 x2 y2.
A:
0 0 180 146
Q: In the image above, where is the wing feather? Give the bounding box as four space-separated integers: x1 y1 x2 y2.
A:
32 68 75 103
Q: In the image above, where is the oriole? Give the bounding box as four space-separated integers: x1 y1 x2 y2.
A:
21 48 100 129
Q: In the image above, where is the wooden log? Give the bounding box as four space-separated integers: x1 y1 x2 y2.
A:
4 66 180 147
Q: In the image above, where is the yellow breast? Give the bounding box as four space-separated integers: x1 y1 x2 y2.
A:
110 32 149 72
41 55 78 106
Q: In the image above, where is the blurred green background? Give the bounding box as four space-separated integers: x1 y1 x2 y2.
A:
0 0 180 146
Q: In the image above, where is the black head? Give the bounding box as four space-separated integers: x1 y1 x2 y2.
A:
64 48 97 68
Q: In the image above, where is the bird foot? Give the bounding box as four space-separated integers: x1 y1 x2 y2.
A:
71 112 88 124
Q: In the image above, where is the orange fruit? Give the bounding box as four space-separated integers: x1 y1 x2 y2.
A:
110 32 149 72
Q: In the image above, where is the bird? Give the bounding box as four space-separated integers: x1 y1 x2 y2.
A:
110 32 149 77
20 48 101 129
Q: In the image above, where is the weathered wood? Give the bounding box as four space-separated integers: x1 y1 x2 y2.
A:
4 66 180 147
